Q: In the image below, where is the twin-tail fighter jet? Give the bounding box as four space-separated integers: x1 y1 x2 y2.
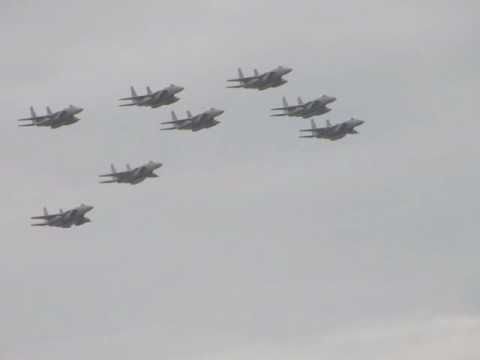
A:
31 204 94 228
99 161 162 185
119 84 184 108
227 66 292 90
18 105 83 129
161 108 224 132
271 95 336 119
300 118 365 141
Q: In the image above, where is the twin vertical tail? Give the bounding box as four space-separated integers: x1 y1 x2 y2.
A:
130 86 138 98
297 97 304 105
43 207 48 217
18 106 38 126
254 69 259 77
171 111 178 122
186 110 192 118
110 164 117 174
146 86 152 95
282 97 289 108
237 68 245 79
30 106 37 118
46 106 53 115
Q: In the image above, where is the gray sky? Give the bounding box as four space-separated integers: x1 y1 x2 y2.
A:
1 0 479 359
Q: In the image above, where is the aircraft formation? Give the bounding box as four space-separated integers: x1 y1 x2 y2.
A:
20 65 365 228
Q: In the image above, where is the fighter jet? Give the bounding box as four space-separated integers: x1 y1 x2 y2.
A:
300 118 365 141
161 108 224 132
227 66 292 90
18 105 83 129
99 161 162 184
119 84 184 108
30 204 93 228
271 95 336 119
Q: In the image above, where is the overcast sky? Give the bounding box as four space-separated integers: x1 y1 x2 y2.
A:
1 0 479 359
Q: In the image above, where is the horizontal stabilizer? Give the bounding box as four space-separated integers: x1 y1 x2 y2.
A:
226 85 246 88
18 123 36 127
299 135 315 138
31 223 48 226
119 95 147 101
118 103 137 107
271 106 299 111
18 115 49 121
227 76 257 82
270 114 288 117
99 179 117 183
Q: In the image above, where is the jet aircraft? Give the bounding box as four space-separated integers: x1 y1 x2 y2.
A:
227 66 292 90
300 118 365 141
271 95 336 118
161 108 224 132
99 161 162 184
119 84 184 108
30 204 93 228
18 105 83 129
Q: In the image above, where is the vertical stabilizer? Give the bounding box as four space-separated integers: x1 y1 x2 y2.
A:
254 69 259 77
126 164 132 171
30 106 37 118
238 68 244 79
311 119 318 130
46 106 53 115
110 164 117 174
43 207 48 217
130 86 137 98
326 120 332 127
146 86 153 95
282 97 288 108
171 111 178 122
187 110 193 118
297 97 304 105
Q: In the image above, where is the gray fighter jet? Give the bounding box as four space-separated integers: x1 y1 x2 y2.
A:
18 105 83 129
300 118 365 141
99 161 162 184
119 84 184 108
271 95 336 118
30 204 94 228
161 108 224 132
227 66 292 90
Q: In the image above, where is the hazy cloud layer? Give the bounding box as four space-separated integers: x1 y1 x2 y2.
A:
1 0 478 358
